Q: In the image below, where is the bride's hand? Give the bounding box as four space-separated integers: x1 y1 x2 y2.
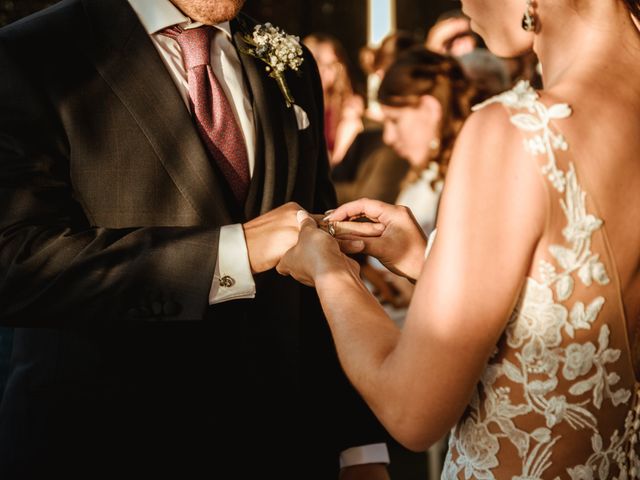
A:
325 198 427 281
276 211 361 287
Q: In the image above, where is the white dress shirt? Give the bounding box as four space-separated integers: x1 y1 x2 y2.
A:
128 0 255 304
127 0 389 467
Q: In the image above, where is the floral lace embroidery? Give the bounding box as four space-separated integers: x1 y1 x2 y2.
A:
442 81 636 479
473 80 570 192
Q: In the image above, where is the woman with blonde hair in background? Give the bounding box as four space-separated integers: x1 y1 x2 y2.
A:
279 0 640 478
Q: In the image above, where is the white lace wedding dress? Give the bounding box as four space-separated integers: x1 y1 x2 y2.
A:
440 82 640 479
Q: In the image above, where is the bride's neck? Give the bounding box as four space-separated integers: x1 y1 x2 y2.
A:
534 1 640 90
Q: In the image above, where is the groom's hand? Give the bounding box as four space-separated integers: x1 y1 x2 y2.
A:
243 202 306 274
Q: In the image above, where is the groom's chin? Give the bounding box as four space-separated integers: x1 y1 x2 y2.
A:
170 0 246 25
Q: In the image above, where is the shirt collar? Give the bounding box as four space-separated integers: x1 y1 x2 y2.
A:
127 0 232 39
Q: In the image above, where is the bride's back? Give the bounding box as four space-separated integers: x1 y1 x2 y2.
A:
545 75 640 361
441 4 640 473
442 76 640 480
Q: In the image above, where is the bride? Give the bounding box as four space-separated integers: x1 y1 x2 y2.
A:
277 0 640 477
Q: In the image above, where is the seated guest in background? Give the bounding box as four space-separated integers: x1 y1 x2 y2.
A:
357 49 474 318
425 9 480 58
332 35 423 311
332 31 421 206
458 48 511 104
361 31 424 123
379 48 474 236
427 8 541 94
304 33 364 167
332 129 409 206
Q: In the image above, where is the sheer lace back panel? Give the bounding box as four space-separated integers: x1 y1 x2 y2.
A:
441 82 640 479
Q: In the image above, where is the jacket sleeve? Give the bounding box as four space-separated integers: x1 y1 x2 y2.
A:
0 40 219 326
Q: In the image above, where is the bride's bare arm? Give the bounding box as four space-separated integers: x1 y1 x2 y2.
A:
278 103 548 451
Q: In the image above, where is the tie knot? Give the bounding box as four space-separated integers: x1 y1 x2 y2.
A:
162 25 214 70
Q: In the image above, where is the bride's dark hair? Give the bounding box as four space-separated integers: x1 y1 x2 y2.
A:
378 47 474 186
624 0 640 20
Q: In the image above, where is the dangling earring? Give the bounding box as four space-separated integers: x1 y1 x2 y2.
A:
429 138 441 157
521 0 536 32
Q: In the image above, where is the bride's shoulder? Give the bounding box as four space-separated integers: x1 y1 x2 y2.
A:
453 83 538 163
436 81 548 267
473 80 544 111
446 81 551 206
454 81 570 165
471 81 571 131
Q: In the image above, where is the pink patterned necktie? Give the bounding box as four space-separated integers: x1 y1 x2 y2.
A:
163 25 250 205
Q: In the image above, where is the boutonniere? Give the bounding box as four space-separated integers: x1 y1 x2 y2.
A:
239 22 304 108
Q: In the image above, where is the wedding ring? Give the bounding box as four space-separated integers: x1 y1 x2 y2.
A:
328 222 336 237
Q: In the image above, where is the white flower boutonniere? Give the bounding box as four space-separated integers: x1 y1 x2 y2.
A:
240 22 304 108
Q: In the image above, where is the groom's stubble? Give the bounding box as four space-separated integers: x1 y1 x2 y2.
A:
169 0 246 25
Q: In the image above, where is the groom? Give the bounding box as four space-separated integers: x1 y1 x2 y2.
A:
0 0 389 478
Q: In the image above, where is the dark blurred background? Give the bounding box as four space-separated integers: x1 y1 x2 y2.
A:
0 0 460 95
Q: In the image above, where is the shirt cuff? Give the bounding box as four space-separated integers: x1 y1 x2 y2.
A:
209 224 256 304
339 443 390 468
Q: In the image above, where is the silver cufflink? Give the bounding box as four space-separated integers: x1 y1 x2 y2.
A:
219 275 236 288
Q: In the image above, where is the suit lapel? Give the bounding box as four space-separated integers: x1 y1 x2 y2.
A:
80 0 232 225
233 20 299 215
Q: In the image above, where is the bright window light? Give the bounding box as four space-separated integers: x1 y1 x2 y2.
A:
368 0 395 47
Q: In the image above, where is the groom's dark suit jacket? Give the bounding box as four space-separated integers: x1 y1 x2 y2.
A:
0 0 386 477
